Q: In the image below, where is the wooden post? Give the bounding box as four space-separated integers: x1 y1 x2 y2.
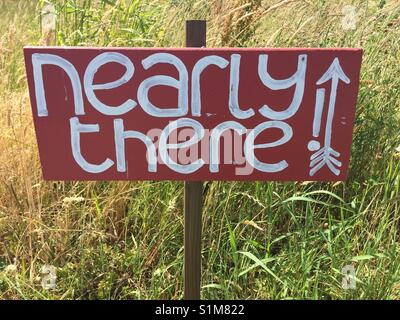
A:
184 20 205 300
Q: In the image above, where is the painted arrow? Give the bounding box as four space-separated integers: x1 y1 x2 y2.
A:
310 58 351 177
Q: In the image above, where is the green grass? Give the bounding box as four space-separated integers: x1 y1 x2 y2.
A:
0 0 399 299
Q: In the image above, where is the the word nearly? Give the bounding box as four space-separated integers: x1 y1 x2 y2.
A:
32 52 306 119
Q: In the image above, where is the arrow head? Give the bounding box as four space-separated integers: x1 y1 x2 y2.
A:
316 57 351 85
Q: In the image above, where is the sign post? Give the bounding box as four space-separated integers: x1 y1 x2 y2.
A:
184 20 206 300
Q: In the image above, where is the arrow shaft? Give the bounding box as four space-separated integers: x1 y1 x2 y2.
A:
313 88 325 137
324 76 338 149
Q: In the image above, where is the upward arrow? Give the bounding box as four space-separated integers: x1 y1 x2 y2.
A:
309 57 351 177
317 57 350 85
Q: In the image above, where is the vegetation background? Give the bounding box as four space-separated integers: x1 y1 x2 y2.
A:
0 0 399 299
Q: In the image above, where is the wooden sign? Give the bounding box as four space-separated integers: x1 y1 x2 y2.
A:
24 47 362 181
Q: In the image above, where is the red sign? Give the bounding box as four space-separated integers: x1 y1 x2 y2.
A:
24 47 362 181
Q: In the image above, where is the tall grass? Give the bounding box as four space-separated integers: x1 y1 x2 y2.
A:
0 0 399 299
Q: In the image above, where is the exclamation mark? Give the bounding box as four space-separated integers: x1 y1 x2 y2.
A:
308 88 325 151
